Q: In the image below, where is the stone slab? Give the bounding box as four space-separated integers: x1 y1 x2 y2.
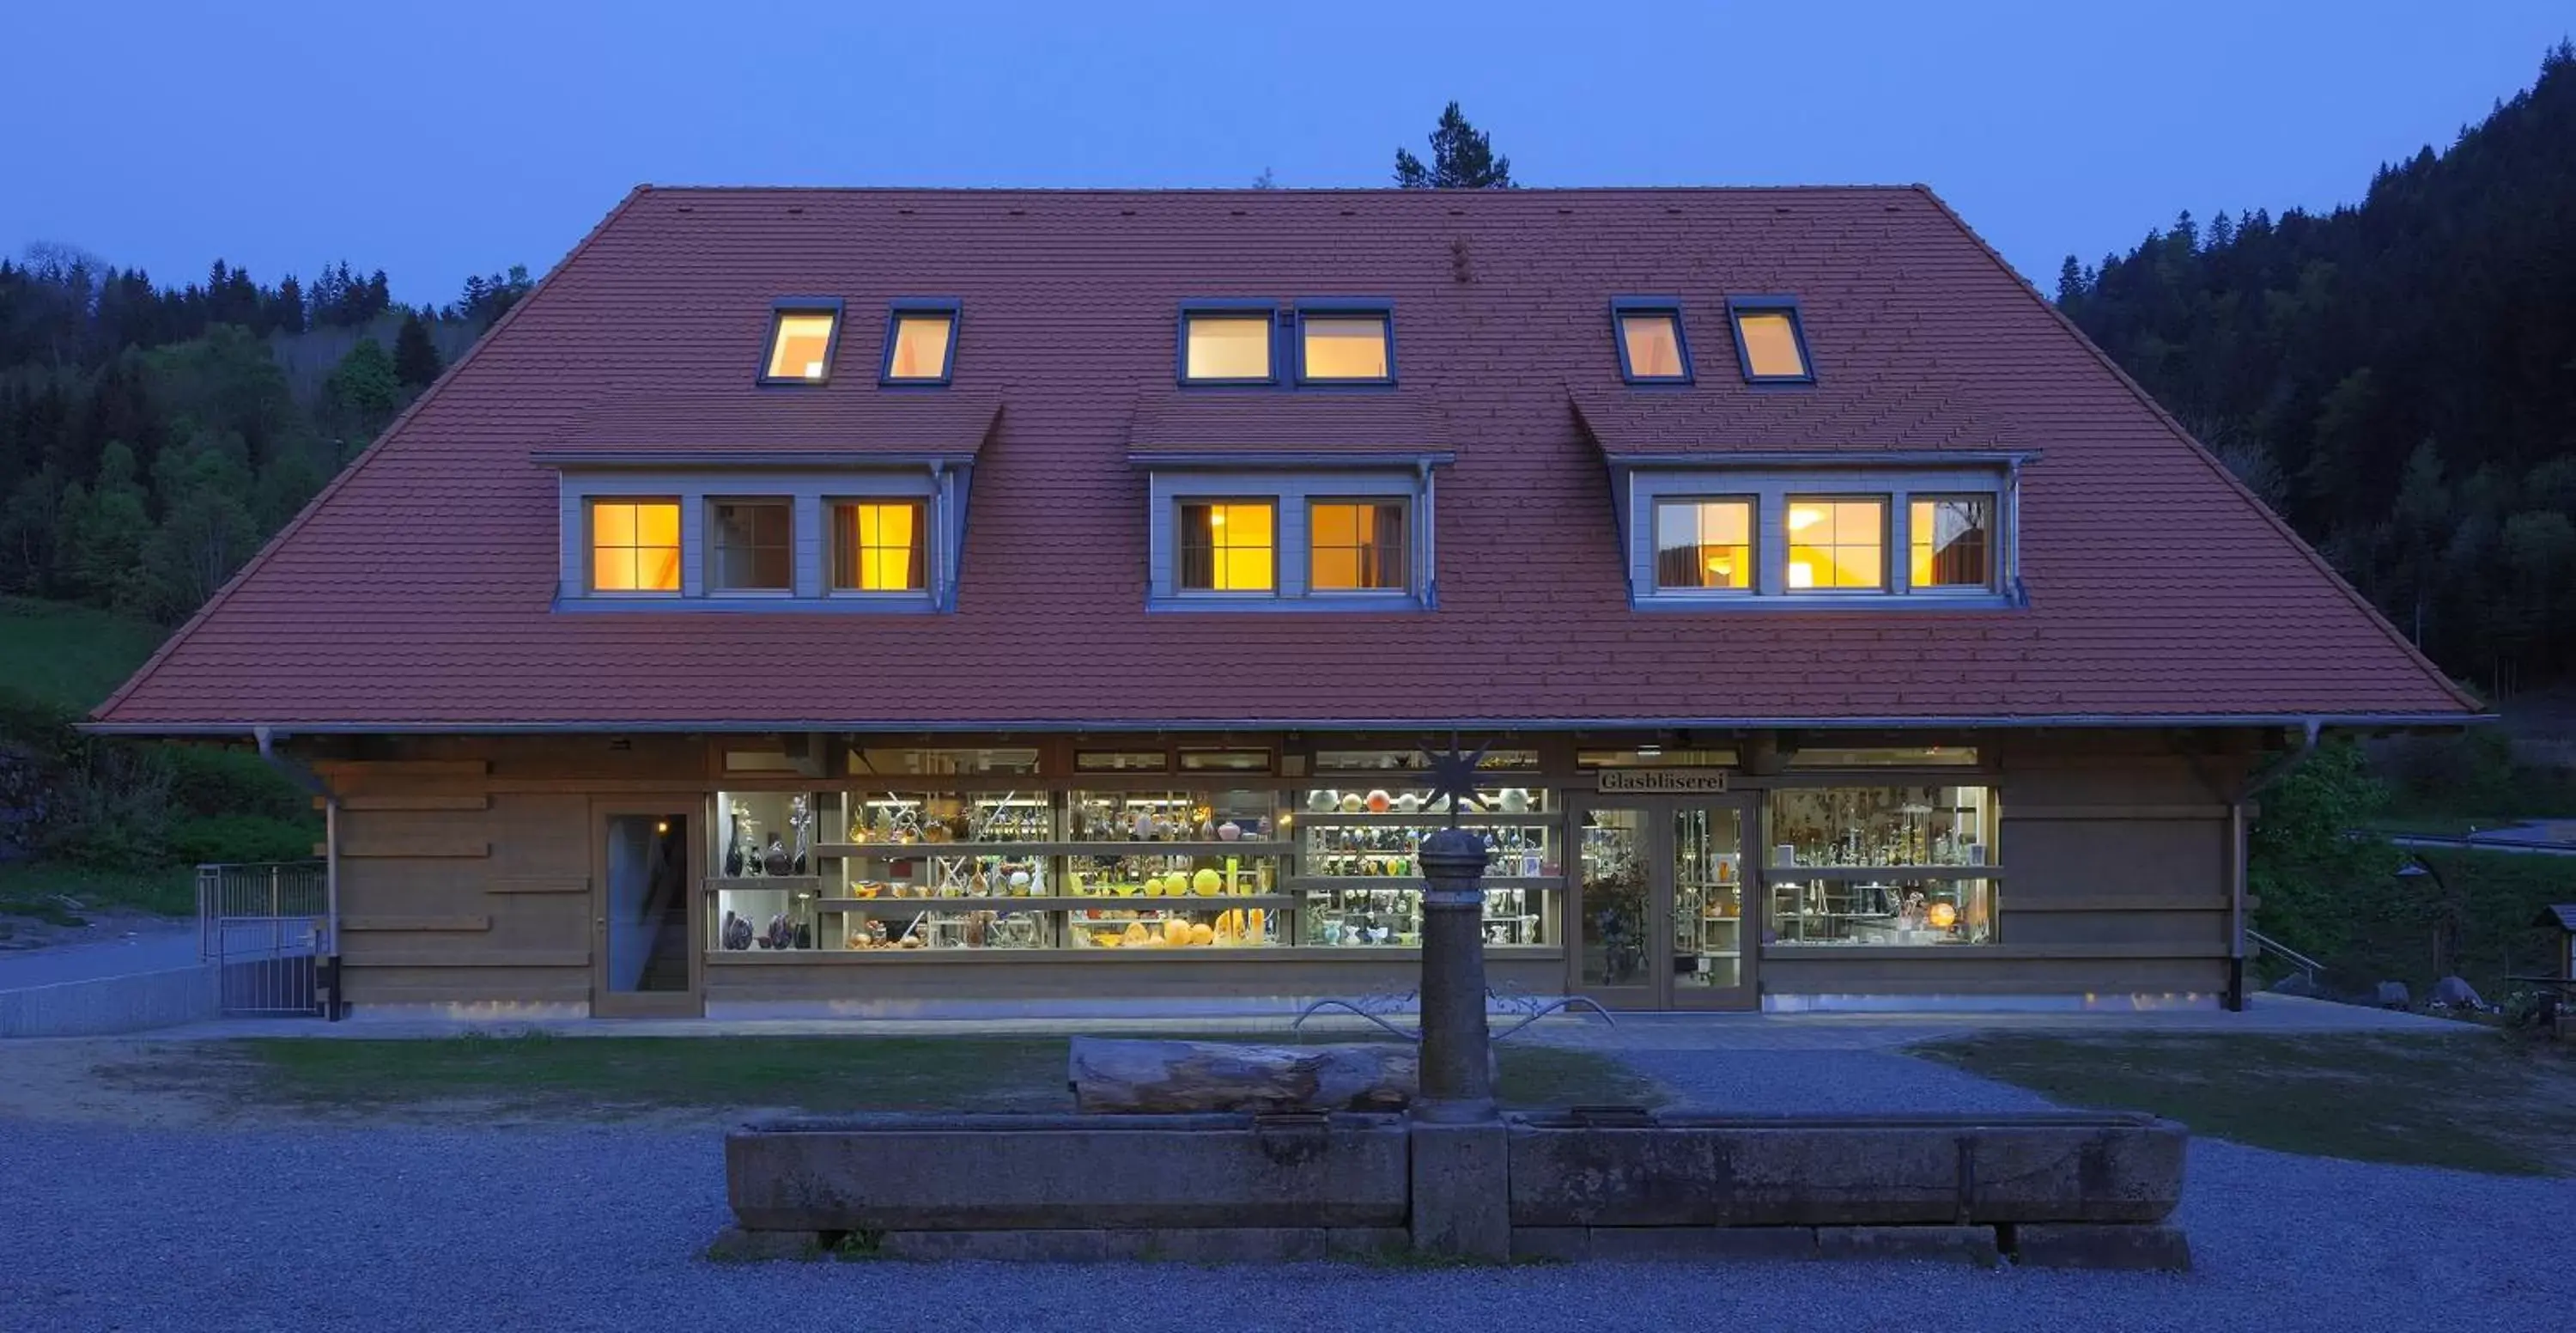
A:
1410 1119 1510 1262
2009 1222 2193 1271
1816 1225 2002 1266
1507 1111 2185 1227
727 1111 1408 1232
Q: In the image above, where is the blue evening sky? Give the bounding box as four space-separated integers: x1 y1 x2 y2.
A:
6 2 2567 307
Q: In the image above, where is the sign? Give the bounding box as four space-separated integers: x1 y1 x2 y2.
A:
1595 769 1731 794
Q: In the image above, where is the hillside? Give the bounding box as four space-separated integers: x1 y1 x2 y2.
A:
0 596 166 712
2057 42 2576 697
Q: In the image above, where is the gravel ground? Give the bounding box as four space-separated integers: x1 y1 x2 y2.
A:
4 1048 2572 1333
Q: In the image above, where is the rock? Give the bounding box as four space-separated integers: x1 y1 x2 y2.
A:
1069 1038 1444 1113
2374 981 2412 1009
2431 976 2484 1008
2268 972 2320 997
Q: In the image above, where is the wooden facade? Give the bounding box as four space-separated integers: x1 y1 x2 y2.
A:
303 728 2264 1016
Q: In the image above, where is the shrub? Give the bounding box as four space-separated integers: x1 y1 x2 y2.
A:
168 814 320 866
164 744 308 821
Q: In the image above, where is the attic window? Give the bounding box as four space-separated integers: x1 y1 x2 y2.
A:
1728 297 1814 382
882 301 958 385
1180 304 1277 384
589 499 681 593
1611 300 1692 384
762 301 842 383
1297 303 1394 384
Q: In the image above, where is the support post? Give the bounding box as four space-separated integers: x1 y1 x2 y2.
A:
1413 825 1494 1123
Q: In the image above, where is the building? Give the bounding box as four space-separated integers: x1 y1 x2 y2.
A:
89 186 2477 1018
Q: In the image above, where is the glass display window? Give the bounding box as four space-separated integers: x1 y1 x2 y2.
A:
710 788 825 952
1763 785 1998 946
847 746 1042 777
1291 781 1559 947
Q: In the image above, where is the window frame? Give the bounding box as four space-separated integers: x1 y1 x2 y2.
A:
1726 295 1816 385
1783 494 1890 593
1610 297 1694 386
879 298 961 387
1618 461 2024 610
704 496 796 596
1176 301 1280 386
757 297 846 387
1292 300 1397 387
586 496 683 597
1305 496 1412 594
1173 497 1281 596
1907 492 1999 595
1649 495 1759 594
827 497 933 596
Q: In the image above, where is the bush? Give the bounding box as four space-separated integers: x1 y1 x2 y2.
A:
164 744 308 821
168 814 319 866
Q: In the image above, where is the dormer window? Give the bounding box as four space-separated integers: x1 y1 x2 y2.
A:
831 501 928 592
1784 496 1886 591
761 301 842 384
1728 296 1814 382
1653 498 1753 591
1911 496 1994 589
882 301 958 385
1176 500 1277 593
1179 304 1277 384
588 499 681 593
1296 303 1394 384
1611 299 1692 384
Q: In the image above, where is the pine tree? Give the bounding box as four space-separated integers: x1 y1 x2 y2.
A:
393 310 443 390
1394 102 1515 189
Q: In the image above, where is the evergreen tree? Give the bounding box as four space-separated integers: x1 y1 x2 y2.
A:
1394 102 1515 189
316 338 403 447
392 310 443 390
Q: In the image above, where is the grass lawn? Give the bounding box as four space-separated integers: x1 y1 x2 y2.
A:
2357 814 2515 839
1914 1031 2576 1176
216 1033 1661 1119
0 596 168 713
0 861 196 924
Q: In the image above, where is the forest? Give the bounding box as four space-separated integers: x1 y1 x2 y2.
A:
2058 42 2576 697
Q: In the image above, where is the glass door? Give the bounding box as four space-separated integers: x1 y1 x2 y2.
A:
594 805 703 1017
1669 800 1755 1009
1573 805 1657 1008
1570 797 1758 1010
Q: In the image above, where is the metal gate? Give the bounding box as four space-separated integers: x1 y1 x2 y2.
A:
197 861 329 1017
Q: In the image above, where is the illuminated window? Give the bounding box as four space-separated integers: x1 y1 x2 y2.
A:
1728 299 1813 381
762 307 840 382
1298 311 1392 382
590 500 680 593
1613 301 1691 383
882 304 957 384
1911 496 1993 589
1176 501 1276 592
708 500 792 592
1182 309 1275 382
1309 500 1407 591
1653 498 1753 590
830 501 927 592
1785 497 1885 590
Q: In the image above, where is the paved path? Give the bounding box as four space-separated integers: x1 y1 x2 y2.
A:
0 922 197 989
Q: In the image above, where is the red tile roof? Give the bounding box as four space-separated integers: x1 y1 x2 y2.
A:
93 186 2477 732
1125 392 1452 460
550 390 1002 460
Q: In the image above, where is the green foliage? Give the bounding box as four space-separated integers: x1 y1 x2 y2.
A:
392 310 444 390
167 813 317 865
0 596 168 711
2248 740 2405 969
132 431 260 619
165 745 308 821
1394 102 1515 189
316 338 404 447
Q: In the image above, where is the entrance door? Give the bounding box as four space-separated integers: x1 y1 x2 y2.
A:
593 805 703 1018
1571 797 1756 1010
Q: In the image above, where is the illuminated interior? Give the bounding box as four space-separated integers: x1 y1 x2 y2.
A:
1301 315 1390 380
1910 496 1993 588
1177 501 1276 592
1785 497 1885 590
765 312 837 381
1652 498 1753 590
1184 313 1273 380
1309 501 1406 590
1618 313 1686 379
831 501 927 592
1735 310 1808 379
590 500 681 593
885 313 954 380
709 500 792 591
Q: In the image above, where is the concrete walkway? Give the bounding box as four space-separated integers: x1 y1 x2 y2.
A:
0 923 198 989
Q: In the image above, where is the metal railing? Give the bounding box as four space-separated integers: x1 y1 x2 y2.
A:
2245 928 2326 987
196 861 330 1017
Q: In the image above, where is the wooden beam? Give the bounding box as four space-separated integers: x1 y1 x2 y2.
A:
341 915 494 933
485 876 591 895
2005 805 2230 821
343 949 590 968
318 794 494 813
339 837 490 859
313 759 492 780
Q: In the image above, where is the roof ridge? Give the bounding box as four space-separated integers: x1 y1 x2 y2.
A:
92 185 656 726
1903 183 2483 715
635 183 1928 198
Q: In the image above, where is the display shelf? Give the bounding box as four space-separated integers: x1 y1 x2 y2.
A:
1291 811 1549 828
814 841 1294 860
814 894 1297 916
1762 865 2003 879
1285 876 1563 890
707 876 823 892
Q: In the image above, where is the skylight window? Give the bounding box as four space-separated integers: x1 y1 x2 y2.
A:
1728 297 1814 382
883 301 958 385
1611 300 1691 384
762 302 842 383
1180 306 1277 383
1297 305 1394 383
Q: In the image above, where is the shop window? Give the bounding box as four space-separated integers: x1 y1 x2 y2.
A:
1076 750 1170 772
847 746 1042 776
1728 297 1813 382
588 499 680 593
1577 746 1741 769
1612 300 1691 383
1180 306 1276 383
882 303 957 384
1297 307 1393 383
1178 748 1273 772
1785 496 1886 591
1313 747 1541 772
1765 785 1996 946
1652 497 1754 591
1787 744 1979 769
708 500 792 593
1309 500 1407 591
1176 500 1277 593
1910 496 1993 590
830 500 927 593
762 304 841 383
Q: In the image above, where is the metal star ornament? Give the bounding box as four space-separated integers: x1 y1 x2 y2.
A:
1420 736 1492 829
